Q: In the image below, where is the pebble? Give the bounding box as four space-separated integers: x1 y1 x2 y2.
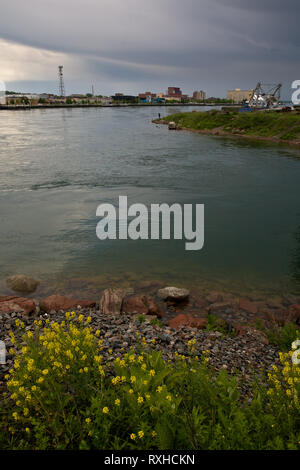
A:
0 307 282 397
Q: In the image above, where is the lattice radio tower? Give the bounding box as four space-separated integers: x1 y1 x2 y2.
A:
58 65 65 97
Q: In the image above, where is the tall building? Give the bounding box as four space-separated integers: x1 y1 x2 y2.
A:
167 87 182 98
227 88 254 104
193 90 206 101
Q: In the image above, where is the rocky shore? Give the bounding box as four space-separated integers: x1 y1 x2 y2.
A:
1 279 300 395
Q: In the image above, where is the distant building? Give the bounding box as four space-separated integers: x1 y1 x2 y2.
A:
167 87 182 98
227 88 254 104
138 91 157 103
112 94 138 103
101 97 112 105
193 90 206 101
5 94 40 105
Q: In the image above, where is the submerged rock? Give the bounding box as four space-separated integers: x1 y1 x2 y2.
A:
206 291 224 304
286 304 300 325
157 287 190 302
6 275 40 294
239 298 258 315
208 301 233 314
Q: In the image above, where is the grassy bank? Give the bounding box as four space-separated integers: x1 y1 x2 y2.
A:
158 110 300 143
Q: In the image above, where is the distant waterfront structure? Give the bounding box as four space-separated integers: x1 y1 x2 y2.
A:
58 65 66 97
112 93 138 104
138 91 166 104
5 94 40 105
193 90 206 101
167 87 182 98
227 88 254 104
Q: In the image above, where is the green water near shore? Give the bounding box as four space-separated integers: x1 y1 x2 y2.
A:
0 105 300 298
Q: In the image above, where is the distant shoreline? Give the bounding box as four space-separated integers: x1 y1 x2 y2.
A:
0 102 233 111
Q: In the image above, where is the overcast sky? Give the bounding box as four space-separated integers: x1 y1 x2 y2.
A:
0 0 299 98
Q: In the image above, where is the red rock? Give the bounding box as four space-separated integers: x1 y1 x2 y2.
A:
0 295 36 315
286 304 300 325
189 289 207 308
168 313 207 330
39 295 95 313
122 295 162 318
239 298 258 315
235 325 269 345
263 309 285 327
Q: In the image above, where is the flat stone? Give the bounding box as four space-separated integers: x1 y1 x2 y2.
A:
39 295 95 313
157 287 190 302
0 296 36 315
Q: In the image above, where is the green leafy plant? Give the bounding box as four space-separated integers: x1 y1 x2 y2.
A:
1 314 299 450
266 323 300 350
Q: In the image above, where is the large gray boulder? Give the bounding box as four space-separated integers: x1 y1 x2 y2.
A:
157 286 190 302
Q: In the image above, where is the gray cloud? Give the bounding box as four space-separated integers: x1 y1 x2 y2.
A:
0 0 299 97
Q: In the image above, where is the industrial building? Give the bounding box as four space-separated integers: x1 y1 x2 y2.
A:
227 88 254 104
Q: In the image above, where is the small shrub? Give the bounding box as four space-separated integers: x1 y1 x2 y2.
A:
205 314 235 337
266 323 300 351
137 315 146 324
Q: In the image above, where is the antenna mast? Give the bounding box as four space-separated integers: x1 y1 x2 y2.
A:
58 65 66 97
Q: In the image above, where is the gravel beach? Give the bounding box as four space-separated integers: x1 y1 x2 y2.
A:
0 306 282 397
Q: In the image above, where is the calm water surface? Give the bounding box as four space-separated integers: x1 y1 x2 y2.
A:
0 106 300 297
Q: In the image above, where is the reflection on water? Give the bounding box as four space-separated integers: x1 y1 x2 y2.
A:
0 106 299 297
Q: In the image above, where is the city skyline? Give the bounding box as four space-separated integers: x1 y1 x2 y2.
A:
0 1 299 100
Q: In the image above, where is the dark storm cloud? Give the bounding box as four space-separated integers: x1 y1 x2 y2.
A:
0 0 299 96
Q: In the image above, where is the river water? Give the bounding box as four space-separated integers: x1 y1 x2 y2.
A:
0 105 300 298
